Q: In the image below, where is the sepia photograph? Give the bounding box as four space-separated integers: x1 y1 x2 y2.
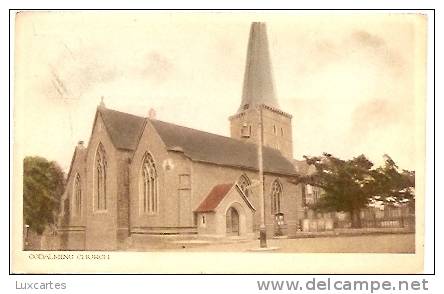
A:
11 11 427 273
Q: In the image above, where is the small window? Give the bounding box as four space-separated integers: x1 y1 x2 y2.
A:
179 174 191 189
73 173 82 216
281 127 284 136
202 215 206 224
63 198 70 216
305 184 314 205
273 125 277 134
241 123 251 138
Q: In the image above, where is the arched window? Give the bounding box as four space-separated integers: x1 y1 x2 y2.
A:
63 198 70 216
271 179 283 215
73 173 82 216
95 143 107 211
237 174 251 197
141 152 158 214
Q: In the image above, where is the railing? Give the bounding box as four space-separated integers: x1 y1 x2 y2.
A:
334 215 415 231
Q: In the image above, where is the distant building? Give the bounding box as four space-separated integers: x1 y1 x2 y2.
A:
58 22 311 250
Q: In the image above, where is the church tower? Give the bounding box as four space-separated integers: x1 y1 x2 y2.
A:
229 22 293 159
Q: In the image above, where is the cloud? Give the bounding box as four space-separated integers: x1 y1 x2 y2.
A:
292 30 406 78
351 30 386 48
39 43 176 104
349 30 406 75
349 99 400 142
139 51 174 84
40 44 122 102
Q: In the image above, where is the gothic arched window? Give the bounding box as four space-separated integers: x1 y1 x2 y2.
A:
271 179 283 215
73 173 82 216
237 174 251 197
95 143 107 211
141 152 158 214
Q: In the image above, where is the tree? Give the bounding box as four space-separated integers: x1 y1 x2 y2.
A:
301 153 375 228
298 153 415 228
371 155 415 211
23 156 65 234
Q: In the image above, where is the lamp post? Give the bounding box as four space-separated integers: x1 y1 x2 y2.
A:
257 105 267 248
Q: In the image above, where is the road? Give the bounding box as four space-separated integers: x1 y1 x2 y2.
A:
150 233 415 253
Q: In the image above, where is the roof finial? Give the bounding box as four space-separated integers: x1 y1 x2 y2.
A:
99 96 106 108
148 108 157 120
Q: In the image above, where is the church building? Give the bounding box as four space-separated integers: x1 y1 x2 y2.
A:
58 22 309 250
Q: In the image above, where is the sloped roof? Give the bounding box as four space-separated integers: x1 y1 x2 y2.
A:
293 159 317 176
65 146 86 181
98 107 297 175
293 160 309 175
194 183 234 213
98 107 146 151
150 119 297 175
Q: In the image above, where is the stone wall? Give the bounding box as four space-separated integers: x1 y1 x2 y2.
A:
83 114 120 250
191 161 303 237
60 114 304 250
129 120 194 233
229 106 293 158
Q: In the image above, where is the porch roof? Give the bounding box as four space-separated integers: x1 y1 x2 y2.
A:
194 183 234 213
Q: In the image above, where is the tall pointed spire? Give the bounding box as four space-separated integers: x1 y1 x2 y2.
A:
230 22 293 159
238 22 278 112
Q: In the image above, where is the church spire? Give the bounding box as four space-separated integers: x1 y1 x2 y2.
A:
238 22 279 113
230 22 292 158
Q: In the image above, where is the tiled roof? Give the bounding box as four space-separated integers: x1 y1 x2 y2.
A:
150 120 297 175
98 107 298 175
98 107 146 151
194 183 234 213
293 160 309 174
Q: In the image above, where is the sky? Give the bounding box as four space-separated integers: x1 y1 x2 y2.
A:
14 12 426 172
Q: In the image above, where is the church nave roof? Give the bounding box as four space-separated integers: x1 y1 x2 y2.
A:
98 107 297 176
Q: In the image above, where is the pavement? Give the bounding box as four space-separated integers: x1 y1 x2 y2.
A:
130 233 415 253
292 227 414 238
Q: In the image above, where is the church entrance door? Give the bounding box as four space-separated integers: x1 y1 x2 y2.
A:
226 207 240 236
